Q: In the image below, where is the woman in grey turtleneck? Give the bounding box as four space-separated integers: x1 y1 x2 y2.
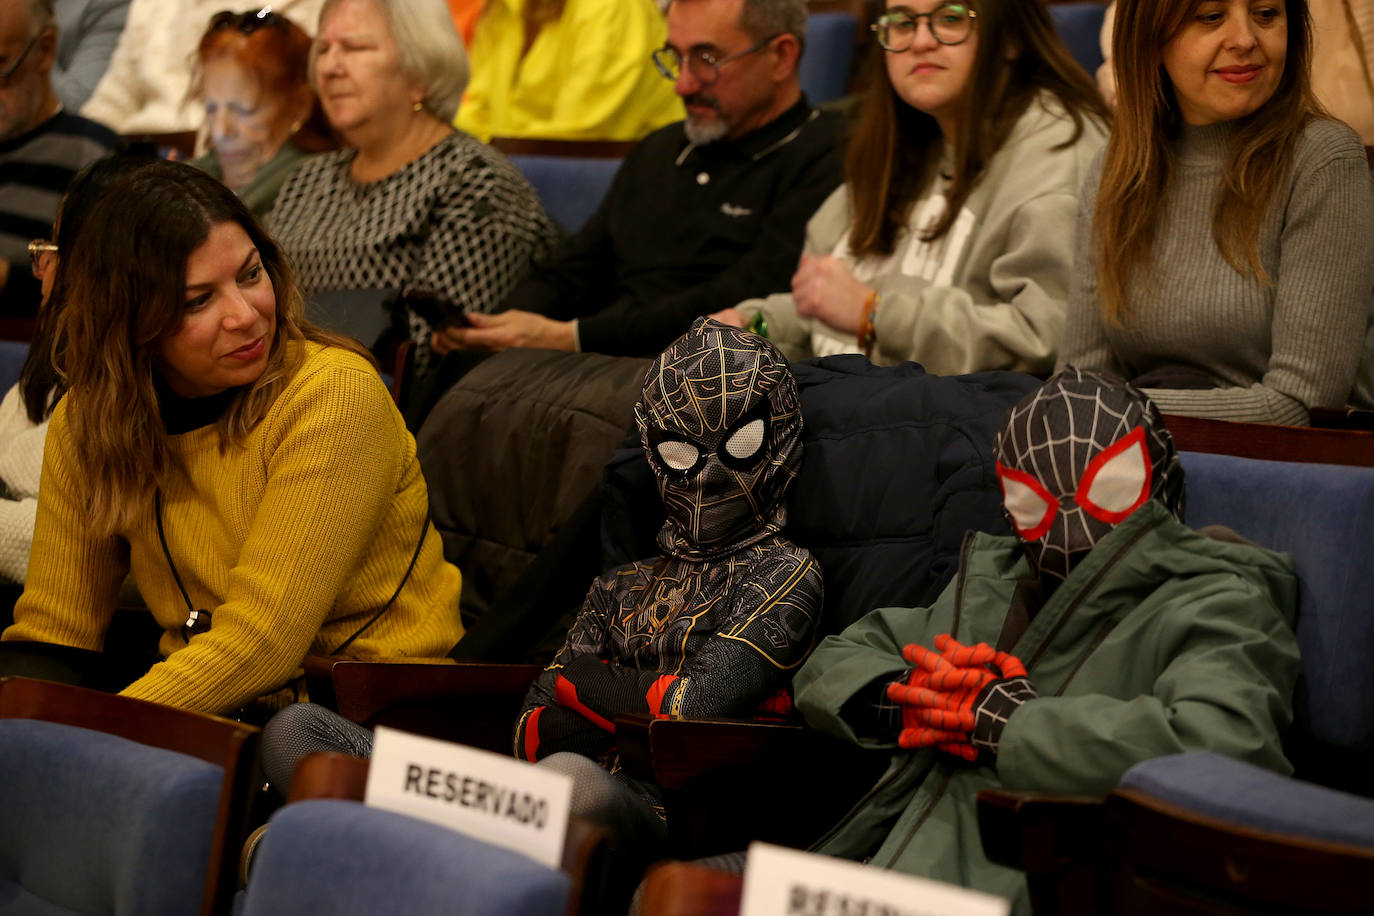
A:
1061 0 1374 426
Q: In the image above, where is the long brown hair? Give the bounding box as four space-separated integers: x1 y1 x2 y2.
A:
1094 0 1322 323
20 151 157 425
847 0 1109 258
55 160 369 536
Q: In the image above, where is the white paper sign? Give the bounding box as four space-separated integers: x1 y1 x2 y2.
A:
364 726 573 869
740 842 1010 916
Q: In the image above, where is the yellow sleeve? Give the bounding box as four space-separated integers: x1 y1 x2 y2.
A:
120 359 408 714
4 400 126 650
534 0 682 140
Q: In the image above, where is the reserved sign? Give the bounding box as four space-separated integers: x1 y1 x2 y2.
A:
740 843 1010 916
365 726 573 868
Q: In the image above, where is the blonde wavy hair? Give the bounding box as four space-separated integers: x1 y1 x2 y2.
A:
55 160 369 536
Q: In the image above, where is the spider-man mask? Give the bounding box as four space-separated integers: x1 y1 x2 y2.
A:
993 367 1185 583
635 318 803 560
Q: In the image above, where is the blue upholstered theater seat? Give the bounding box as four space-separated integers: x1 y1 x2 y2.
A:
0 719 222 916
0 341 27 396
799 12 857 104
238 800 571 916
1048 1 1107 76
508 154 623 234
1121 752 1374 848
1179 451 1374 792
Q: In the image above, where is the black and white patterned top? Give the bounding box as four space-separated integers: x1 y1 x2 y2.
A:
270 131 560 369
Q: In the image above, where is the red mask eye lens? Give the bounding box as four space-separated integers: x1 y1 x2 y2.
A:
1075 426 1152 524
996 461 1057 541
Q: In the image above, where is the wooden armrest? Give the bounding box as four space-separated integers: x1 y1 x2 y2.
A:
331 660 543 753
616 713 817 788
616 713 887 858
976 789 1108 916
640 861 744 916
288 750 370 803
976 789 1105 873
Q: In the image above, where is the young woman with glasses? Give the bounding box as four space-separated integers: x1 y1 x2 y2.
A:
1060 0 1374 425
717 0 1109 376
0 161 465 717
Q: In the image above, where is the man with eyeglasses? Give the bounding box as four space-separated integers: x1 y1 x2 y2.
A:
0 0 115 320
432 0 845 361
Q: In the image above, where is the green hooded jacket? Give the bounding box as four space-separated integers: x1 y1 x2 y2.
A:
793 501 1300 913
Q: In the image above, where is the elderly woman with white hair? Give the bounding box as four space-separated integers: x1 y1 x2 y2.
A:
270 0 559 369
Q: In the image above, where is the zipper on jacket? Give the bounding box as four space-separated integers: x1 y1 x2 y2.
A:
879 766 954 867
1024 513 1164 672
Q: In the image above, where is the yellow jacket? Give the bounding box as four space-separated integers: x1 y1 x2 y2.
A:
456 0 684 142
5 343 464 715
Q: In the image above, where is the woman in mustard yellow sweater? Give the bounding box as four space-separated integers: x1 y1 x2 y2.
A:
0 160 465 717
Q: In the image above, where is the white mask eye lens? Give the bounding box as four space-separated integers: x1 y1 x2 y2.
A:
657 440 700 472
996 462 1057 541
723 418 765 460
1076 426 1152 523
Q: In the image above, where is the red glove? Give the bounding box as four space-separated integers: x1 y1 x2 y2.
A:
885 634 1035 760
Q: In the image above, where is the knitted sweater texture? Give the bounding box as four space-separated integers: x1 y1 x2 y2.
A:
1061 118 1374 425
4 343 464 714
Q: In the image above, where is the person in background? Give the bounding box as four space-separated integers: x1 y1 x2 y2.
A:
80 0 324 136
52 0 129 110
455 0 684 143
438 0 844 360
0 152 153 629
190 8 336 218
0 0 117 320
1062 0 1374 424
718 0 1109 376
0 161 465 717
269 0 558 374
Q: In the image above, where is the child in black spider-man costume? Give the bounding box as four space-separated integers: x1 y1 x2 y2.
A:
515 320 822 902
515 318 822 762
790 368 1299 915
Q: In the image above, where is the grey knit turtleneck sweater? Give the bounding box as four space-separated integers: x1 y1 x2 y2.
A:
1060 117 1374 425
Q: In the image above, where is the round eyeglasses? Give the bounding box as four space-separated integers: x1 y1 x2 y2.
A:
652 33 782 86
872 4 977 51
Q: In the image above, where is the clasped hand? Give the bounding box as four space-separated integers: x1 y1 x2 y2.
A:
885 634 1029 760
792 253 872 335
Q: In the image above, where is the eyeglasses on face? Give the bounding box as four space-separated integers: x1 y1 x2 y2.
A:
27 239 57 276
209 7 287 35
872 4 977 51
0 32 41 86
652 33 783 85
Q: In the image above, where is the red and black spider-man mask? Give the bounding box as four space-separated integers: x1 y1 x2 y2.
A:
993 367 1185 584
635 318 803 560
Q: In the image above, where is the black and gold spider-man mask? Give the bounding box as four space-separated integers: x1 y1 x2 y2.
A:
993 367 1185 584
635 318 803 560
